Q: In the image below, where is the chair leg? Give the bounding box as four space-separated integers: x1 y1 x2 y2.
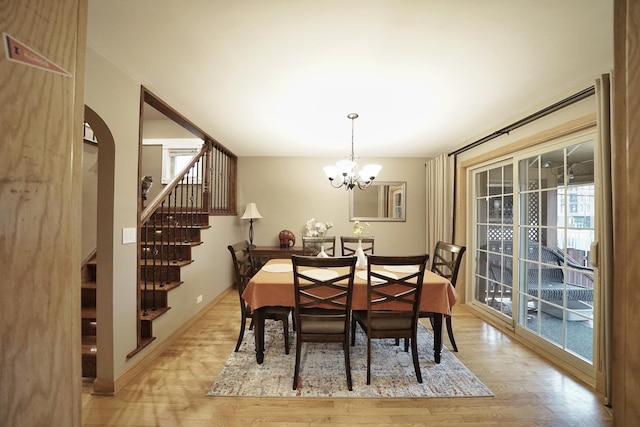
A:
350 318 357 346
235 316 247 352
343 335 353 391
282 317 290 355
446 316 458 352
410 335 423 383
366 337 372 385
293 335 302 390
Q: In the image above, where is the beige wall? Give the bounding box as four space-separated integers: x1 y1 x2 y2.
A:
140 144 163 202
85 47 140 383
237 157 428 255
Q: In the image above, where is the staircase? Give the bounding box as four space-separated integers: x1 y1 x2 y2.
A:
80 113 241 379
129 141 213 357
133 208 209 355
81 142 216 376
80 209 210 376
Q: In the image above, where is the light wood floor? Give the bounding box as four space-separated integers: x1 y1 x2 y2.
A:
82 290 613 426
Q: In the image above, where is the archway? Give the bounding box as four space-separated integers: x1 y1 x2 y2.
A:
83 105 117 394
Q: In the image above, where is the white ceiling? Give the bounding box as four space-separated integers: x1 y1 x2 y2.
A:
87 0 612 159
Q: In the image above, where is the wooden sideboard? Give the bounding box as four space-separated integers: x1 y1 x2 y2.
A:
250 246 309 268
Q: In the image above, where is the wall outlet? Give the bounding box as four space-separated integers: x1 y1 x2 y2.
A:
196 295 203 304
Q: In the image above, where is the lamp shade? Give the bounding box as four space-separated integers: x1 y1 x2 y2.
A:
241 202 263 220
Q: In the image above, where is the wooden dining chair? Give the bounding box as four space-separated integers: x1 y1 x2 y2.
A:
340 236 374 256
227 241 290 353
302 236 336 256
419 241 466 351
291 254 357 391
351 254 429 385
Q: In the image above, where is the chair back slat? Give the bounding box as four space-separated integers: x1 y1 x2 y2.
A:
228 241 290 353
227 240 256 295
421 241 466 352
302 236 336 256
340 236 374 256
292 255 356 314
291 255 357 390
431 241 467 287
366 255 429 319
352 253 429 384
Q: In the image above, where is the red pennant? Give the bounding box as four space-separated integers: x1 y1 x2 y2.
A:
4 32 71 77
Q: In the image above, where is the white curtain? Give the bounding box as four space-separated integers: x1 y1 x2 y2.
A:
595 73 614 405
425 154 455 254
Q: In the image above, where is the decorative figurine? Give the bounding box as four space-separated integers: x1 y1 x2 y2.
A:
279 230 295 248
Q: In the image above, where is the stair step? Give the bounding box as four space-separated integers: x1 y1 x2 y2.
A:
126 336 156 359
139 226 205 243
81 307 97 319
140 306 171 321
82 280 97 289
81 335 97 378
139 259 193 267
140 244 196 262
123 307 171 359
140 240 202 246
150 210 210 226
82 335 97 354
82 281 97 307
139 281 182 291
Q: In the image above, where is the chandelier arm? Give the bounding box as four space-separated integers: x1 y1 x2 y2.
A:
329 178 346 189
356 180 372 190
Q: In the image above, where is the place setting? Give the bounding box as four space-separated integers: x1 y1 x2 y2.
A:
261 263 293 273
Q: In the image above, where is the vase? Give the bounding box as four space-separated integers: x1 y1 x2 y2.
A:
355 240 367 269
317 245 329 258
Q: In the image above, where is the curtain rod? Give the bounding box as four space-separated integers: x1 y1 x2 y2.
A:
448 85 595 157
447 85 595 243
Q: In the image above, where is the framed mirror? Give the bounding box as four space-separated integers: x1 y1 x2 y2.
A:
349 181 406 222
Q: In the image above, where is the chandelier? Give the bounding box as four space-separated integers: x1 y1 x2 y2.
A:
323 113 382 190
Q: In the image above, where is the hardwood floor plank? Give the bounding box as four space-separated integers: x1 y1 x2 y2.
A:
82 291 612 426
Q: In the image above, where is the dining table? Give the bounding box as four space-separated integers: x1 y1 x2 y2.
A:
242 258 457 364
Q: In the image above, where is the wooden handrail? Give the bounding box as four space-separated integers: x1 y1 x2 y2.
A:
140 141 211 223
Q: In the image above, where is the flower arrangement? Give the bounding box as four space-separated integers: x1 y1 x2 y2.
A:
305 218 333 237
353 220 369 240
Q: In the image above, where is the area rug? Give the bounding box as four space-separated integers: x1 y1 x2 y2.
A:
207 321 493 398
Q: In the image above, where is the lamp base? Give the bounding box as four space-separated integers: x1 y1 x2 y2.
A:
248 219 256 248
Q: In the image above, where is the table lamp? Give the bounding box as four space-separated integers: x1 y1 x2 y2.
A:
241 202 262 247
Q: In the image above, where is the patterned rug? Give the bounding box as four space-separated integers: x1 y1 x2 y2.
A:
207 321 493 398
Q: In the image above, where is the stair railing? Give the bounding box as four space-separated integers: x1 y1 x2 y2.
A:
138 141 211 317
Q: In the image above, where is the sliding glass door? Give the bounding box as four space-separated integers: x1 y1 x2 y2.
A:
472 131 596 373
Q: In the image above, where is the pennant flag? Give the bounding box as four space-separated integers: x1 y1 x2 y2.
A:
4 32 71 77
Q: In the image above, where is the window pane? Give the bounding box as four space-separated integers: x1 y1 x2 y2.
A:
476 171 488 197
504 164 514 194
